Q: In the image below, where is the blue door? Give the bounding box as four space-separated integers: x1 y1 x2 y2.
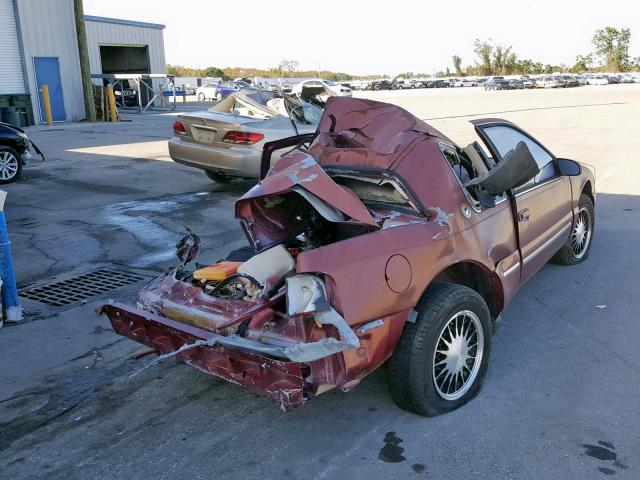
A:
34 57 66 122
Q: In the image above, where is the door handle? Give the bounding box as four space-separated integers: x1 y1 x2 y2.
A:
518 208 530 221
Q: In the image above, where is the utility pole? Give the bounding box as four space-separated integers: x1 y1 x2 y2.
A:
73 0 96 121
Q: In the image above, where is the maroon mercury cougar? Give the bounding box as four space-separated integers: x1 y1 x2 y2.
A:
100 97 595 416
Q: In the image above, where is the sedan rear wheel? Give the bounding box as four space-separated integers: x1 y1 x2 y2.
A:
0 147 22 184
198 93 205 101
205 170 231 183
215 92 223 102
389 282 492 416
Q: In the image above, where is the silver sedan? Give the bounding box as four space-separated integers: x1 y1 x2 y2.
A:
169 89 321 182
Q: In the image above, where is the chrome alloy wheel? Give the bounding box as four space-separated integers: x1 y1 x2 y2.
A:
433 310 484 401
571 207 592 259
0 151 19 181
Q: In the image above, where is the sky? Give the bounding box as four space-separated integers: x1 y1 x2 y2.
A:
83 0 640 75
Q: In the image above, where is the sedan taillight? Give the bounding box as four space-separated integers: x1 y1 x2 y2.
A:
222 131 264 144
173 120 187 135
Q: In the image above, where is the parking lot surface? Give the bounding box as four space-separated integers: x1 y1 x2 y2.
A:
1 85 639 479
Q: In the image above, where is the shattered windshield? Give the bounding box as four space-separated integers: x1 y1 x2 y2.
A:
285 98 323 125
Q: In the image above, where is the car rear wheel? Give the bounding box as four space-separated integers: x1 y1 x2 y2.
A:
551 194 594 265
197 93 205 101
389 282 492 416
0 146 22 184
205 170 231 183
215 92 223 102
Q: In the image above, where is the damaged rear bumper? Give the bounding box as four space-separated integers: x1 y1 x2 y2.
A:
100 302 308 407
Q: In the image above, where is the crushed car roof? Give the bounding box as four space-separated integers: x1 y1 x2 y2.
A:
308 97 453 170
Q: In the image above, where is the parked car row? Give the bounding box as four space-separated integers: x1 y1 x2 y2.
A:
196 80 252 102
348 73 640 92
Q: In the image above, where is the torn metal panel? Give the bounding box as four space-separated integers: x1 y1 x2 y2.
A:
308 97 453 170
136 268 281 332
101 302 306 406
236 154 380 250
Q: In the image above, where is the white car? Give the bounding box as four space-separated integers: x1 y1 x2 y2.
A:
587 76 609 86
535 77 563 88
169 89 322 182
291 79 352 98
196 83 219 101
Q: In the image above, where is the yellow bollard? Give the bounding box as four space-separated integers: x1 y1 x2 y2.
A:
182 84 186 104
40 84 53 125
106 85 118 122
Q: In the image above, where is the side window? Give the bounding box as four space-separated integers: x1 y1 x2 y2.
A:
482 125 557 192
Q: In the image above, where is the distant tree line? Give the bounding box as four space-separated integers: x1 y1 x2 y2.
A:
166 60 358 81
167 26 639 81
448 26 639 77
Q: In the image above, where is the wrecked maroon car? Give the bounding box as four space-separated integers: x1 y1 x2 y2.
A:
100 97 595 416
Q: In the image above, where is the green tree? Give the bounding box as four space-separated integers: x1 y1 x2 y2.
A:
452 55 463 75
592 27 631 71
572 54 594 72
203 66 225 78
275 59 299 77
474 39 493 75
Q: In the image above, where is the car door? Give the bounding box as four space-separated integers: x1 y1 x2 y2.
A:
473 120 573 283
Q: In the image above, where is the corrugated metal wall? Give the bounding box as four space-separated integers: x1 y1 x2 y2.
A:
0 0 25 94
16 0 85 121
85 19 166 77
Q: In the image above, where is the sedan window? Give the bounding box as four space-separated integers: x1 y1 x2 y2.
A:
482 125 557 191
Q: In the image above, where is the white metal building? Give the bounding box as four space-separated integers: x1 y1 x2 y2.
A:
0 0 165 125
85 16 166 79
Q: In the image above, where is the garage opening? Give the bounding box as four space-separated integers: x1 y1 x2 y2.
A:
100 45 150 74
100 45 151 107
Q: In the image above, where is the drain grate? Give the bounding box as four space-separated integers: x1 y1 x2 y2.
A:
19 268 148 307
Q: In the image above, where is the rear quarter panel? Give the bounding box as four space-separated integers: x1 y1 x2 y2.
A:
297 137 518 326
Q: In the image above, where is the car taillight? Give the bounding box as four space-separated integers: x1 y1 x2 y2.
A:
222 131 264 144
173 120 187 135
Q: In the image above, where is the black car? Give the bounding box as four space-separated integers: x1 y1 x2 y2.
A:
427 80 450 88
484 77 510 90
0 122 44 183
561 76 580 88
113 81 138 107
508 79 524 89
371 80 393 91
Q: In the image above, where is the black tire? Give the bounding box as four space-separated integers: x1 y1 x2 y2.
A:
0 146 23 184
197 93 205 101
389 282 492 416
551 194 594 265
215 92 223 102
204 170 231 183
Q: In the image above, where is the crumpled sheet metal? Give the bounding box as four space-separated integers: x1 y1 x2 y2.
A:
104 296 360 364
237 153 378 227
101 302 306 406
137 268 277 333
307 97 453 170
236 153 380 250
281 307 360 362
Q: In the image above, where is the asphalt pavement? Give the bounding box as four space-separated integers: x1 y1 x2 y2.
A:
0 85 638 479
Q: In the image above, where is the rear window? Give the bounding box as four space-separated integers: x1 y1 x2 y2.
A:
329 172 421 214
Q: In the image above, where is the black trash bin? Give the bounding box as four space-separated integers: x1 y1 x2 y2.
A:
1 106 20 127
16 108 28 128
9 95 34 126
